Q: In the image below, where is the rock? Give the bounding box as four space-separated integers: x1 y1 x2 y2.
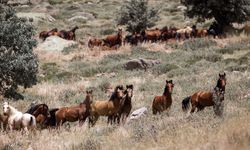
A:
177 5 187 12
17 12 55 24
124 58 161 70
129 107 148 120
68 12 95 22
36 36 77 52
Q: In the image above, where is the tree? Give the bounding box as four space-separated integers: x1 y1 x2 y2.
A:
0 5 38 99
181 0 250 27
116 0 159 33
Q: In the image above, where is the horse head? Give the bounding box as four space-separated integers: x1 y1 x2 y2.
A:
164 80 174 95
110 85 124 100
2 102 9 115
217 72 226 92
85 90 93 104
125 85 134 99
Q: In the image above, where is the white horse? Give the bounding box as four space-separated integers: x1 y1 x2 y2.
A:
3 102 36 132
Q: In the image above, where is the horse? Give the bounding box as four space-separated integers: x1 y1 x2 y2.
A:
3 102 36 132
0 113 8 131
102 28 123 48
58 26 79 40
141 28 162 43
152 80 174 115
44 108 59 127
182 73 226 115
39 28 58 41
55 90 93 126
124 32 142 46
25 103 50 128
176 26 195 40
108 84 134 124
88 37 104 49
89 85 125 126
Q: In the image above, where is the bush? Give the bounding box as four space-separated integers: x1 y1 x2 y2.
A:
116 0 159 33
0 6 38 99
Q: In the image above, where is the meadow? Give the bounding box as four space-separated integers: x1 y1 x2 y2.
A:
0 0 250 150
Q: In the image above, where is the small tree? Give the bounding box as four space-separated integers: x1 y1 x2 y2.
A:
0 5 38 99
116 0 159 33
181 0 250 28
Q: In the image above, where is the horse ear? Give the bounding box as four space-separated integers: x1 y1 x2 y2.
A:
89 90 93 94
131 85 134 89
223 72 226 76
169 80 173 83
166 80 169 83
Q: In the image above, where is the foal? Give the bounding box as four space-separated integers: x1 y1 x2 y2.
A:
152 80 174 115
182 73 226 115
55 90 93 126
26 104 50 128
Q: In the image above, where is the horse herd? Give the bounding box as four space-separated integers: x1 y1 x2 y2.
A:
39 22 223 50
0 73 226 133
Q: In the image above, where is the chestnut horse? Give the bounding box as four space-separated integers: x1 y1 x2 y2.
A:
25 104 50 128
141 28 162 42
152 80 174 115
55 90 93 126
0 113 8 131
89 85 125 126
102 28 123 48
58 26 79 40
108 85 134 124
182 73 226 115
39 28 58 41
88 37 103 49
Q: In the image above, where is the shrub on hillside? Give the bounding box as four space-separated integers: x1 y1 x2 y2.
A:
116 0 159 33
0 5 38 99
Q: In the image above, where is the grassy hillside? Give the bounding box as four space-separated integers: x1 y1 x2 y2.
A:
0 0 250 150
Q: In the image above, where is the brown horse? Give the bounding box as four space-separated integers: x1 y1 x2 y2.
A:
25 103 50 128
0 113 8 131
58 26 79 40
182 73 226 115
55 90 93 126
102 28 123 48
124 32 143 46
152 80 174 115
88 37 103 49
108 85 134 124
89 85 125 126
142 28 162 42
39 28 58 41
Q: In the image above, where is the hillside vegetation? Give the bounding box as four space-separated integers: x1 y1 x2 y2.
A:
0 0 250 150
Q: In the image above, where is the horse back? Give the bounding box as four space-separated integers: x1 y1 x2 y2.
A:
191 91 214 106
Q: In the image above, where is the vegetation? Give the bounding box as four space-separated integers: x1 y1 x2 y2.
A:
116 0 159 33
181 0 250 27
0 5 38 99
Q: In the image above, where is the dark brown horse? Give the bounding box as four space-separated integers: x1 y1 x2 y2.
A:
89 85 125 126
108 85 134 124
102 28 123 48
39 28 58 41
182 73 226 115
124 32 143 46
58 26 79 40
26 103 50 127
44 108 59 127
152 80 174 115
0 113 8 131
55 90 93 126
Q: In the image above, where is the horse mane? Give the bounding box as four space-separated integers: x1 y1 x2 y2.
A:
163 86 169 96
26 104 48 114
70 26 79 33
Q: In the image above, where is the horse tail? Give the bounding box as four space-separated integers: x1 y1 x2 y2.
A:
182 96 191 112
29 116 36 126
